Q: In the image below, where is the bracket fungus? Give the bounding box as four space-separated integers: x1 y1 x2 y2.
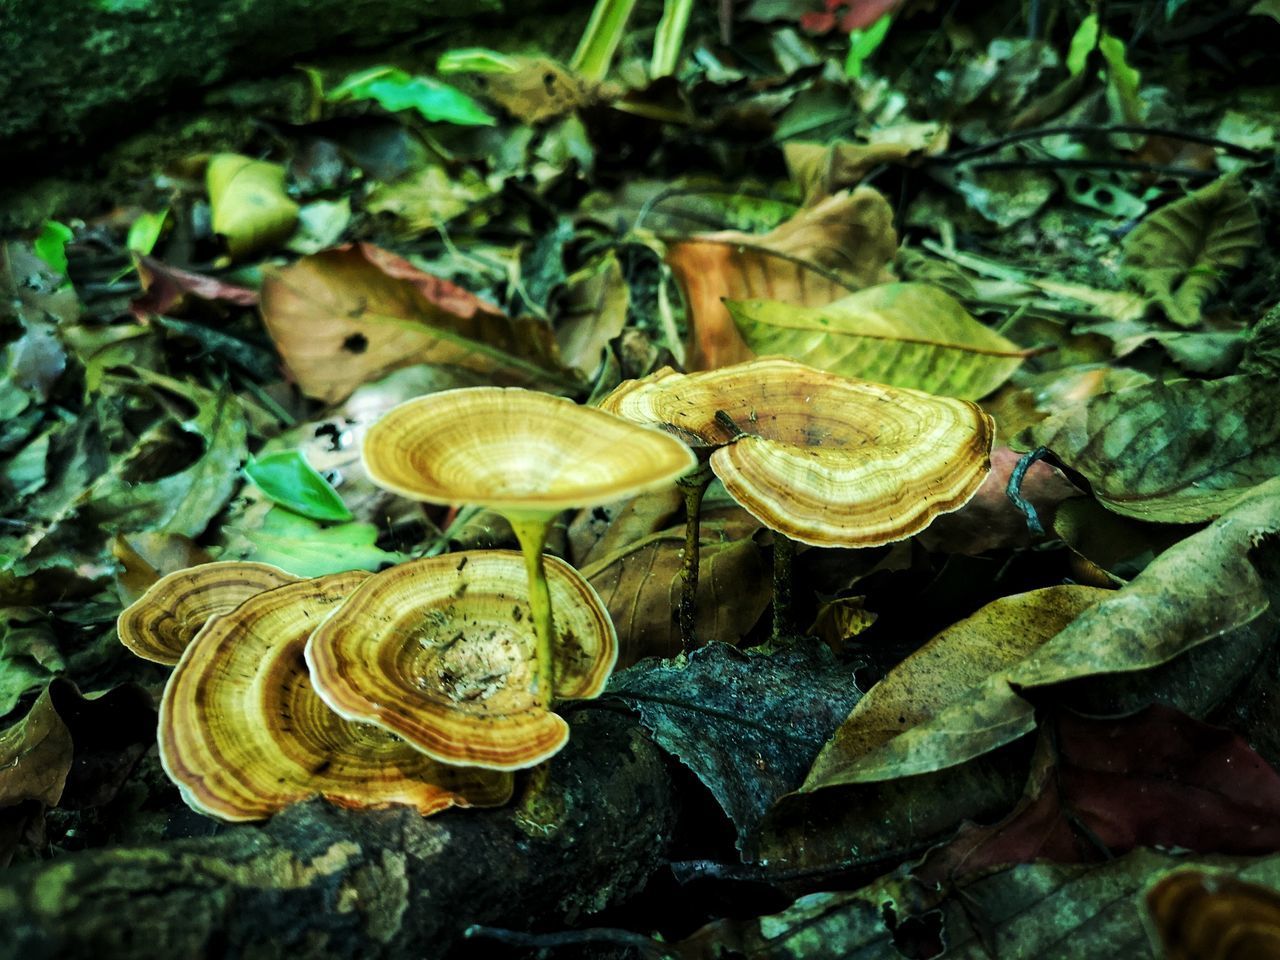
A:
362 386 695 705
601 357 995 641
159 570 512 821
306 551 616 769
117 560 299 665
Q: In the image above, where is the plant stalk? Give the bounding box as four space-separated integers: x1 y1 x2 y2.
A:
676 467 712 651
508 514 556 707
771 533 794 645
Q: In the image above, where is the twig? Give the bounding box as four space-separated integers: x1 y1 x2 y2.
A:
931 124 1271 166
968 157 1219 180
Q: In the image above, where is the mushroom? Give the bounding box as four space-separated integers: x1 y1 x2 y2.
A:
117 560 299 665
306 551 616 769
159 570 512 821
361 386 696 705
601 357 995 641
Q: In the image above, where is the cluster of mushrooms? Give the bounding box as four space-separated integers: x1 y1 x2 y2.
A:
118 357 994 822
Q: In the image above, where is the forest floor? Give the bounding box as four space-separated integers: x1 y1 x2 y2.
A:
3 1 1280 957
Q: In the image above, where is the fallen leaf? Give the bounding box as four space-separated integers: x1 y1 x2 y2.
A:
0 685 73 809
259 242 577 403
784 123 949 201
917 446 1083 555
1023 375 1280 523
680 850 1280 960
111 532 213 605
803 585 1107 791
805 477 1280 786
206 154 300 261
450 55 588 124
728 282 1032 399
556 252 630 380
219 507 407 577
325 66 494 126
916 706 1280 884
129 255 259 321
1122 176 1262 328
582 512 767 665
667 188 897 370
607 639 863 851
82 382 248 538
243 451 353 523
0 610 65 720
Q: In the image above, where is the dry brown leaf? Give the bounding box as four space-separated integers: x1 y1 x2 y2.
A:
785 124 949 202
0 686 72 811
568 486 684 569
667 188 897 370
260 243 576 403
582 508 766 665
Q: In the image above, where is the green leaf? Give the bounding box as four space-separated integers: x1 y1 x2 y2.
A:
728 283 1031 400
1122 176 1261 328
435 47 520 75
326 66 494 126
845 14 892 79
33 221 73 278
126 209 168 256
1023 375 1280 523
243 451 353 523
1066 14 1098 75
222 508 406 578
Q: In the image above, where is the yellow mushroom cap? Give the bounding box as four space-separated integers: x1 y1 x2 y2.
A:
305 552 617 770
159 571 512 821
600 357 995 547
361 387 698 514
118 561 299 665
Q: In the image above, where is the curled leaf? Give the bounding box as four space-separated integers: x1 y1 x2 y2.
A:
1122 176 1261 328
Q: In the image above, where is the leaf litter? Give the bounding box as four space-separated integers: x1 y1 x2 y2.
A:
3 1 1280 955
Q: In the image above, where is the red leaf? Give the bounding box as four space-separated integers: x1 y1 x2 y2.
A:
916 705 1280 885
130 255 259 321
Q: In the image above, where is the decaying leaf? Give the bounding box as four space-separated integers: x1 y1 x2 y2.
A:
667 188 897 369
784 123 949 202
582 513 767 665
1024 375 1280 523
805 476 1280 787
917 446 1082 555
1122 176 1262 328
607 640 863 851
129 255 259 321
555 252 629 379
206 154 300 262
803 585 1107 791
260 242 576 403
728 282 1032 399
0 610 65 716
678 850 1280 960
0 686 73 827
917 706 1280 884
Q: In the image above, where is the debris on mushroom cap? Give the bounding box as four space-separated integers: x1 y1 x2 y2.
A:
305 552 617 770
118 561 299 665
159 570 513 821
361 386 698 513
600 357 996 548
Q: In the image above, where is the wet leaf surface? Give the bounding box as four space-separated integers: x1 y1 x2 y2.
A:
607 640 863 850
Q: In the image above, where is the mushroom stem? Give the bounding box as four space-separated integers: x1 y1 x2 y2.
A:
676 464 713 652
771 533 794 644
507 514 557 707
